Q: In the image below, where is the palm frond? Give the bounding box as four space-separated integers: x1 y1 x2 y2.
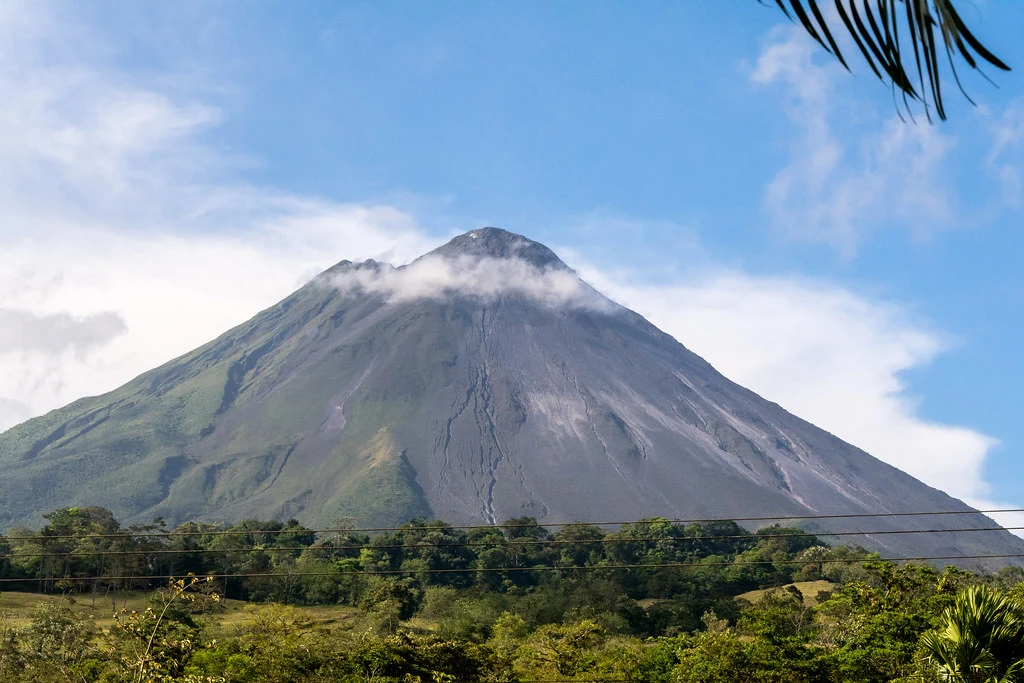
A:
921 586 1024 682
763 1 1011 120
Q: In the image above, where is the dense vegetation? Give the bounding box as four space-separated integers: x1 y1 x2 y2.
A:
2 506 1024 681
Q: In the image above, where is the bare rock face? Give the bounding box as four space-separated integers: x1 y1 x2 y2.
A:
1 228 1020 568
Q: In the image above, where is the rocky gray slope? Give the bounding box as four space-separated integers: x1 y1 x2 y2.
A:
0 228 1020 567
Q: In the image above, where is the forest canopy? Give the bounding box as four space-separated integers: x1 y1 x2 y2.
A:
3 507 1024 681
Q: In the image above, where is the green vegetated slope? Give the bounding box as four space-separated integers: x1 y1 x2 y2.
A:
0 273 431 530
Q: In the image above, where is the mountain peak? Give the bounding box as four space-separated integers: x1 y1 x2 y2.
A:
422 227 569 270
319 258 390 279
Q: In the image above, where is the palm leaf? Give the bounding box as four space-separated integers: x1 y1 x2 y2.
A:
921 586 1024 682
763 1 1011 120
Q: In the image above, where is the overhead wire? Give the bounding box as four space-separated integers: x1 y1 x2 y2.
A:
4 552 1024 584
3 507 1022 542
2 524 1023 561
4 509 1023 585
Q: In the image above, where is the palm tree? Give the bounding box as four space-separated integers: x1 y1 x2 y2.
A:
765 1 1011 120
921 585 1024 682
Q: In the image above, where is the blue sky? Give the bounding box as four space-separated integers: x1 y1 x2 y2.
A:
1 2 1022 517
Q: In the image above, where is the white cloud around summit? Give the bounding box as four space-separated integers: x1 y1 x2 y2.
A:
326 254 608 310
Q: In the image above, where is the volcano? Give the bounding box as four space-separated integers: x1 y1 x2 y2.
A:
0 228 1019 566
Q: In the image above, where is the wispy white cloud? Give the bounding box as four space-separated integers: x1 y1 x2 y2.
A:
753 27 957 256
0 21 222 227
0 399 31 427
984 98 1024 207
0 309 126 355
0 2 443 431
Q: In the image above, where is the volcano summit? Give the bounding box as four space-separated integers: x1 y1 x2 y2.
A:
0 228 1019 565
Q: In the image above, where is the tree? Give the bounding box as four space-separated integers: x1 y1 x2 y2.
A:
765 1 1011 120
522 619 605 678
113 575 220 683
921 585 1024 682
813 561 943 681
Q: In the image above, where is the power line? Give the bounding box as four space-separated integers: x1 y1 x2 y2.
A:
3 551 1024 584
4 507 1022 542
2 525 1022 561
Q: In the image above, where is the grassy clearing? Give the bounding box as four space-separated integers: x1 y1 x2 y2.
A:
0 590 359 632
737 580 834 606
